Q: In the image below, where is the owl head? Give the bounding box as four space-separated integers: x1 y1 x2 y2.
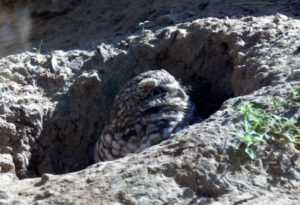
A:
111 69 191 120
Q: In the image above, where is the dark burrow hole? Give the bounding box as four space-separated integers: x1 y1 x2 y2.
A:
23 34 236 179
164 42 234 120
184 74 233 120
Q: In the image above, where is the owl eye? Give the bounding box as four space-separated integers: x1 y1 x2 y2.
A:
148 87 167 98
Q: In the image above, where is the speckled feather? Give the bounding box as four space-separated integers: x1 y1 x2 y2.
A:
94 69 196 162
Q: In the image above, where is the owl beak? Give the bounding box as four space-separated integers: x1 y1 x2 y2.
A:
170 88 188 100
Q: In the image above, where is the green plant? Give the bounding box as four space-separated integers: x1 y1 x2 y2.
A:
33 39 43 55
236 102 300 160
138 20 150 31
290 85 300 102
272 97 287 109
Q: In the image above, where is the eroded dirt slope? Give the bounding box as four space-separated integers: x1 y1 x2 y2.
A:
0 0 300 204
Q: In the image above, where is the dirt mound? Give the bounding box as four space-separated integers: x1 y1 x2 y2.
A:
0 0 299 204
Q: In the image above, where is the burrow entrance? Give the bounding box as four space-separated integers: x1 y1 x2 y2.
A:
25 29 250 178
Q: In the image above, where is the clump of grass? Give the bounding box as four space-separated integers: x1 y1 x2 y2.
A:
236 88 300 160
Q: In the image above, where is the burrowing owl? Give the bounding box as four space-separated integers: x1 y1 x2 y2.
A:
94 69 196 162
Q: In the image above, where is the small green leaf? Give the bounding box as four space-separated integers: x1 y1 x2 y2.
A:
245 147 257 160
290 86 300 102
285 134 295 142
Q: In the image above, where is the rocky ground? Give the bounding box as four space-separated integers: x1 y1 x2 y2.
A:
0 0 300 204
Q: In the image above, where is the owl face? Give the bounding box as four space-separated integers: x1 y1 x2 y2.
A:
140 76 188 109
112 69 190 120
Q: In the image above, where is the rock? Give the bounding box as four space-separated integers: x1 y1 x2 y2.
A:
156 14 177 26
95 43 120 63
